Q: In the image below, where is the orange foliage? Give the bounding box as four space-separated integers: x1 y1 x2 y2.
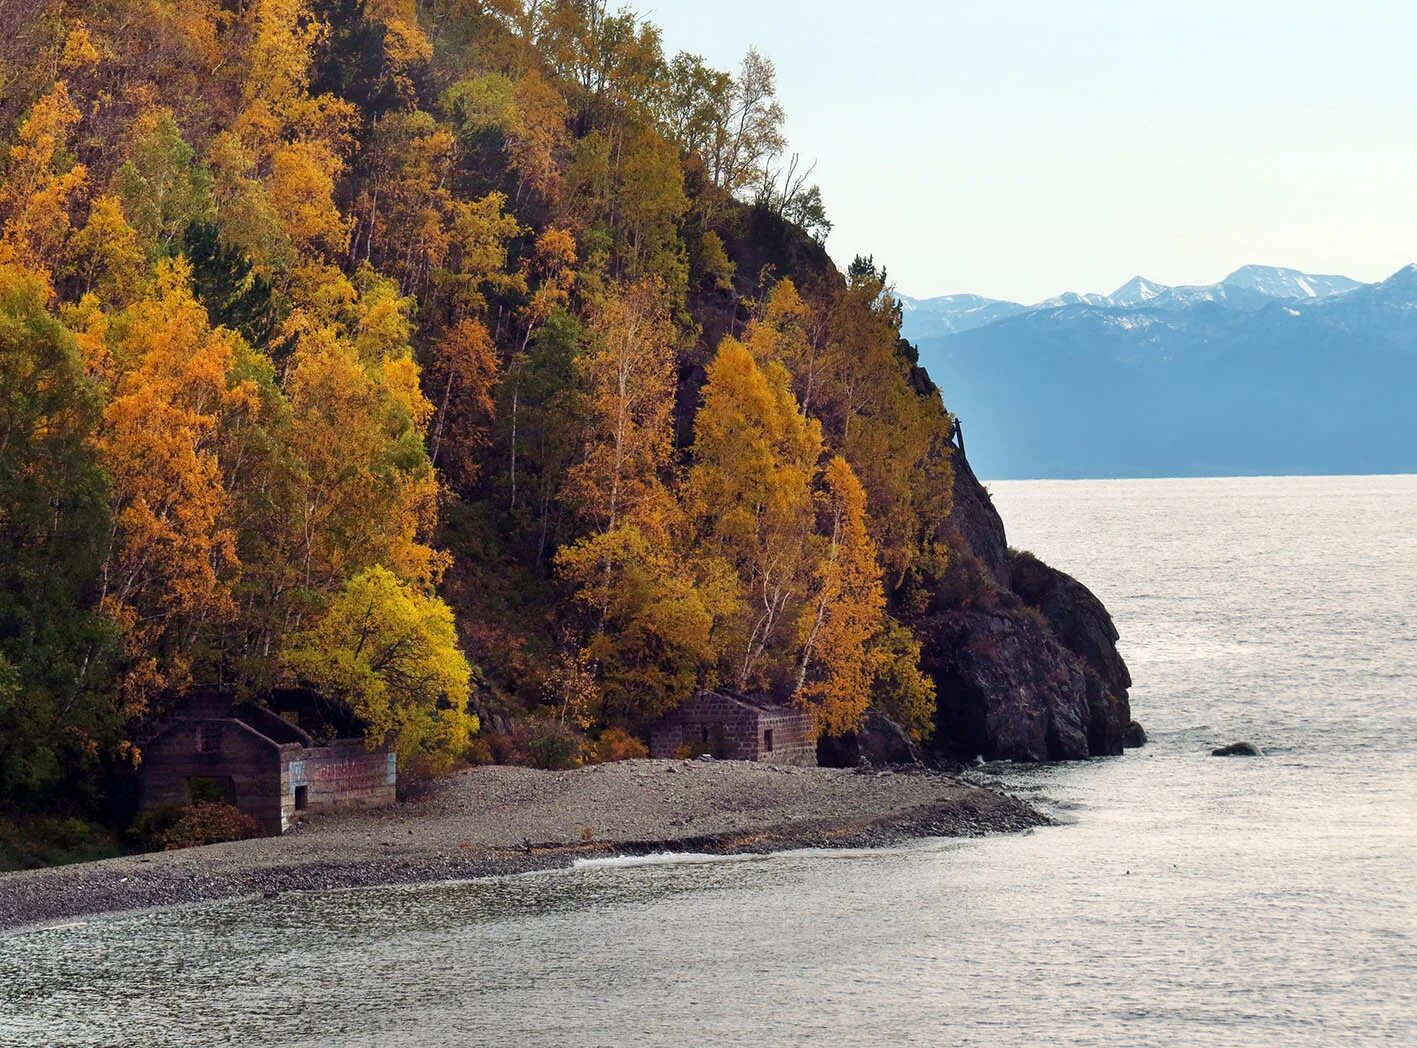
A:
96 259 255 714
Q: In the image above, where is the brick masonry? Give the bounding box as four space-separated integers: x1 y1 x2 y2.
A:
139 690 396 836
649 691 817 767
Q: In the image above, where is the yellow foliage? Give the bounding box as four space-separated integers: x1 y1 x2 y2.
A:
60 27 103 72
207 131 296 276
556 511 730 719
428 317 499 484
794 456 886 737
67 196 144 307
520 226 579 327
267 142 350 256
687 337 822 692
97 258 253 711
282 565 475 772
871 620 937 743
285 322 442 592
0 82 88 285
565 278 678 534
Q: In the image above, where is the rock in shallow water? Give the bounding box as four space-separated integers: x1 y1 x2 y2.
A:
1212 741 1263 757
1124 721 1148 748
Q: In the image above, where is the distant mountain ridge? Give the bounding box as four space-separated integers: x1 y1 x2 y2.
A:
901 265 1417 479
898 264 1367 339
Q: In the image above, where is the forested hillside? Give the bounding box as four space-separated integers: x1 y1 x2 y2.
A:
0 0 963 821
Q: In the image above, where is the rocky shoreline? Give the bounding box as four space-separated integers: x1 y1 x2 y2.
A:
0 760 1046 932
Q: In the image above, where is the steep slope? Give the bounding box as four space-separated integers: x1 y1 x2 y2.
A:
911 450 1134 761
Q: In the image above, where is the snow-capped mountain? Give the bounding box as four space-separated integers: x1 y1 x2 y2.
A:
1036 290 1111 309
899 264 1369 342
1219 264 1361 300
1108 276 1167 307
895 293 1028 339
902 265 1417 480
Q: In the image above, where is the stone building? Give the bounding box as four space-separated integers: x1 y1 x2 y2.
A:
649 691 817 766
138 688 396 836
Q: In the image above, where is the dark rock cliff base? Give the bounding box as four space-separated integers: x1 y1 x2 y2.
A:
915 450 1134 762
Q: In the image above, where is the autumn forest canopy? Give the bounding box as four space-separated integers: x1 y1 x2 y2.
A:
0 0 964 813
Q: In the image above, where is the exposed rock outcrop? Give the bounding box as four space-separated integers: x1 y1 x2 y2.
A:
818 711 921 768
936 450 1011 587
1009 550 1131 702
912 448 1134 762
916 608 1095 761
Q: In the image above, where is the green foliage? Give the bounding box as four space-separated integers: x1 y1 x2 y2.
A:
0 814 122 872
527 722 584 770
871 621 937 743
113 108 215 253
691 229 735 291
182 222 277 349
0 2 970 828
0 268 117 807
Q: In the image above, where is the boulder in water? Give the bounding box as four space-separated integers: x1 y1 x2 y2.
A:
1211 741 1262 757
1123 721 1147 748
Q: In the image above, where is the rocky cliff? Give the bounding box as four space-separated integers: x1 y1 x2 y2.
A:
912 450 1135 762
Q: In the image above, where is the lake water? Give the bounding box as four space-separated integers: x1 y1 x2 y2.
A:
2 475 1415 1047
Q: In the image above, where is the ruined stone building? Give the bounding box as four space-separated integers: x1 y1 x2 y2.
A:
138 687 396 836
649 691 817 766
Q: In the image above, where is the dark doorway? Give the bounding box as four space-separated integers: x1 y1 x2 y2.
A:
294 785 309 812
188 775 235 805
764 729 774 753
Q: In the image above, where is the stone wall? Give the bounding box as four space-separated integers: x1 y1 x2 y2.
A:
140 717 395 836
751 706 817 767
650 693 817 767
139 719 297 835
287 741 396 821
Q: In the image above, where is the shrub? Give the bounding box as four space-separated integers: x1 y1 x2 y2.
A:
1 816 120 871
483 731 528 765
1017 603 1052 632
37 816 94 850
527 723 583 770
935 550 997 611
127 806 181 849
152 802 260 851
589 727 649 763
464 736 496 765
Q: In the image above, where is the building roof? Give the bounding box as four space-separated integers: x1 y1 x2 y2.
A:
146 687 316 749
681 690 810 716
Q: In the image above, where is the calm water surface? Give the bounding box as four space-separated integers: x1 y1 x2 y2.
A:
3 475 1415 1047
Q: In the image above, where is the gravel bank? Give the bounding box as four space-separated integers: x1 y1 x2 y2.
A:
0 760 1046 931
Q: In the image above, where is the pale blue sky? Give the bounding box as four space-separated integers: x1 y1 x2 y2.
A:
648 1 1417 302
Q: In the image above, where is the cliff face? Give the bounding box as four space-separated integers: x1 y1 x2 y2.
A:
687 206 1135 765
914 451 1134 761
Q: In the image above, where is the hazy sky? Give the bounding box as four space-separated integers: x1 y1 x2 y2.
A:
647 1 1417 303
